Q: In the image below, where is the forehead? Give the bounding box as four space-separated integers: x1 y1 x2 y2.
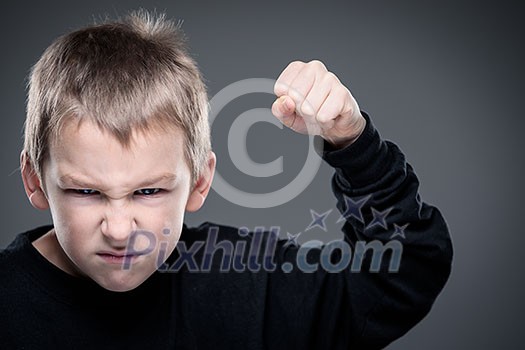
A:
45 118 190 188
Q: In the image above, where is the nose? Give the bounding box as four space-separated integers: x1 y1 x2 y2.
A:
101 203 136 247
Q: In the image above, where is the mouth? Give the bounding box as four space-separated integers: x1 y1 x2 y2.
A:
96 252 141 265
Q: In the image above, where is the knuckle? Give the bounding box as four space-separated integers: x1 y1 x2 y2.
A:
274 81 288 96
336 84 351 99
332 83 345 94
323 71 340 84
300 100 314 116
308 59 326 70
315 111 330 124
288 60 305 70
288 87 304 101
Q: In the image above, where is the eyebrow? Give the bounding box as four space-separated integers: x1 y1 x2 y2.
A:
57 173 178 190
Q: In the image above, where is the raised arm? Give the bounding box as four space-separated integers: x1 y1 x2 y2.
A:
269 60 453 348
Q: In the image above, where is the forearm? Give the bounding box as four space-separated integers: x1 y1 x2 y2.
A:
320 111 453 347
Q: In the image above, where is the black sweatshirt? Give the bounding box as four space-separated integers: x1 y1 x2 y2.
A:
0 113 453 349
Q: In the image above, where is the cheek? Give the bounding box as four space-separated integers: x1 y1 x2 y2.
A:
148 192 189 224
52 200 100 230
52 207 97 250
46 196 101 253
146 198 187 251
152 224 183 264
146 206 184 244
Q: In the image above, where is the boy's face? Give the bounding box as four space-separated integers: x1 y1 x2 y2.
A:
22 119 215 292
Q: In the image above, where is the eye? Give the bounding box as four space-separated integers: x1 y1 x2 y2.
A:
135 188 161 196
73 189 99 196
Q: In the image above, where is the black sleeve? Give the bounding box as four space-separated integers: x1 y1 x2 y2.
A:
265 112 453 349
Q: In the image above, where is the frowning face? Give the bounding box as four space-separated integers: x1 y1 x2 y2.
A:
22 119 215 292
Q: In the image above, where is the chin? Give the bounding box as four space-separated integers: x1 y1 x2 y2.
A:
95 272 149 292
103 282 140 292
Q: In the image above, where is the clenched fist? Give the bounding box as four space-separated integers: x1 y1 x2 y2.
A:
272 60 366 148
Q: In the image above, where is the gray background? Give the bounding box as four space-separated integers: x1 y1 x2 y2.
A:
1 0 523 348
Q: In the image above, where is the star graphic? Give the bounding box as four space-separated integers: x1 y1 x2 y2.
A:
337 194 371 224
305 209 332 232
366 207 393 230
283 231 302 248
390 223 409 239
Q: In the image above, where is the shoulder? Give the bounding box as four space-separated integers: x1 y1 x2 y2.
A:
182 221 242 241
1 225 51 257
0 231 29 270
178 221 252 256
0 225 52 290
172 221 274 274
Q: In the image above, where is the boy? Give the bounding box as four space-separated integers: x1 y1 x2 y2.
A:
0 10 452 349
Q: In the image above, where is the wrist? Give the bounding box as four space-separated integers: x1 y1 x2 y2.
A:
323 113 367 149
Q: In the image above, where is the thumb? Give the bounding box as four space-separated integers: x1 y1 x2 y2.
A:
271 95 296 126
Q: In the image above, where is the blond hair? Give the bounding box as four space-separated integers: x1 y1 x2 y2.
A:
24 10 210 186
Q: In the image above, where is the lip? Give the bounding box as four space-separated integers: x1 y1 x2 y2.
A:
97 251 141 265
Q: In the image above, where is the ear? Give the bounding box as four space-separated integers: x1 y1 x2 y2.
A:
20 151 49 210
185 151 216 212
